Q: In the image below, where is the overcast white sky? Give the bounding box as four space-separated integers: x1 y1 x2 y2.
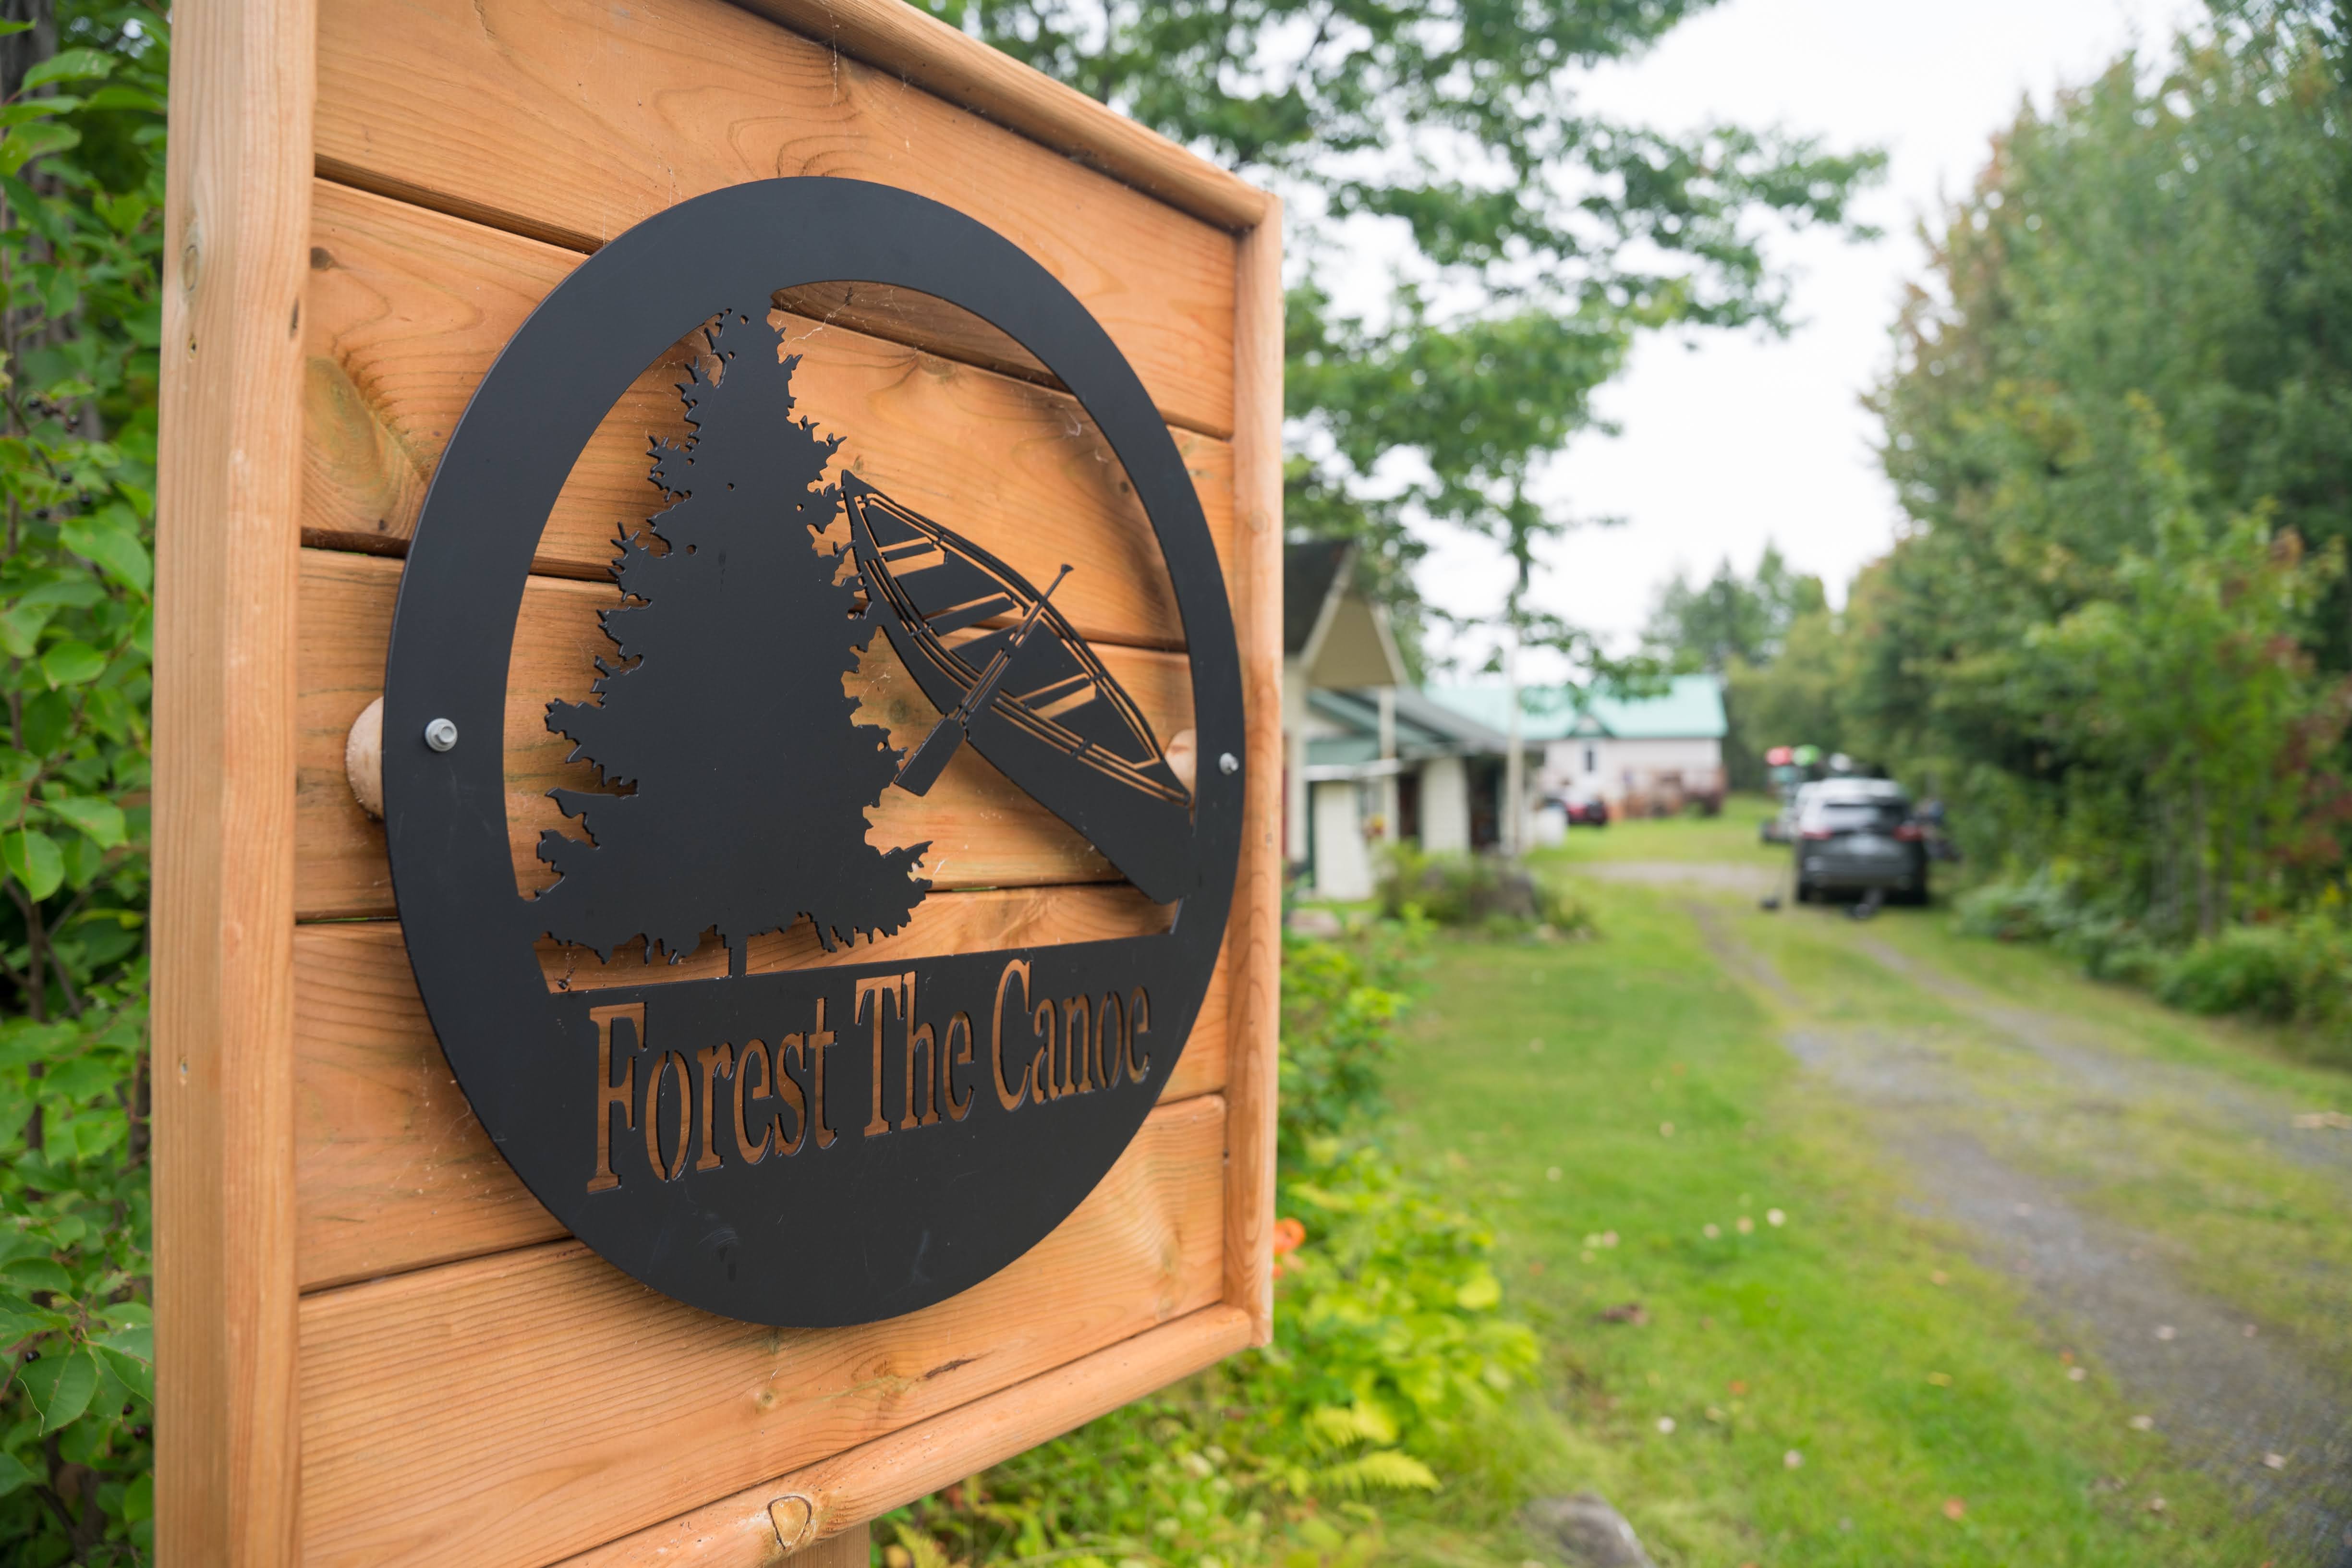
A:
1383 0 2202 674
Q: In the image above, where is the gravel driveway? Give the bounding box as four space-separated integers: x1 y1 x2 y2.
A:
1654 885 2352 1566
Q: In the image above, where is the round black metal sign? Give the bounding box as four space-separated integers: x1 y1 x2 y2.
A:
382 179 1242 1327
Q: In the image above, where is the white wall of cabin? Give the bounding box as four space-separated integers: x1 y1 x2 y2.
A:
1418 756 1469 853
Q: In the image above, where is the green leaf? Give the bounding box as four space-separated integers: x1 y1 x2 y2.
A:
92 187 149 232
94 1324 153 1404
0 1021 74 1070
0 1450 34 1500
0 119 79 177
0 601 53 658
0 1307 58 1341
79 84 164 114
20 689 71 755
0 97 81 126
1 829 64 899
41 794 125 849
1454 1268 1501 1311
21 47 119 90
57 829 105 889
0 19 32 35
0 1257 70 1294
17 576 107 611
60 507 151 592
39 639 105 687
45 1053 118 1099
17 1349 98 1432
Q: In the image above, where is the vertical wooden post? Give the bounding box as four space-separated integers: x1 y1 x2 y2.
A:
153 0 317 1556
790 1519 872 1568
1224 197 1284 1344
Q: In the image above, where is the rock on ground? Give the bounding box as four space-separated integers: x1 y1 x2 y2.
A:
1522 1493 1657 1568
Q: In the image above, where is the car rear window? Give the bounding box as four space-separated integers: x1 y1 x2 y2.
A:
1812 801 1909 830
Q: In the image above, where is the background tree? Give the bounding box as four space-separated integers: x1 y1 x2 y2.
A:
1847 0 2352 925
925 0 1882 678
1639 545 1828 787
1641 543 1824 675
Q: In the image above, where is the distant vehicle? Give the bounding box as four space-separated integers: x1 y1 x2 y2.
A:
1564 796 1610 828
1761 780 1823 845
1793 778 1929 906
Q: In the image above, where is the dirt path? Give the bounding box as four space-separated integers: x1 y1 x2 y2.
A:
1682 898 2352 1567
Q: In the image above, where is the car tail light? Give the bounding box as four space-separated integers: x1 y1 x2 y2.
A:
1895 824 1925 841
1800 827 1834 840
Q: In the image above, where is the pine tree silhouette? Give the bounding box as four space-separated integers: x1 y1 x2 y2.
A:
535 310 929 971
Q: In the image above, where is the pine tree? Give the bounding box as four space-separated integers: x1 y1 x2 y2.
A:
536 310 930 970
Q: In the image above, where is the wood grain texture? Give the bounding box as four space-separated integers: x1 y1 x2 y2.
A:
153 0 315 1558
780 1523 870 1568
735 0 1267 233
297 1094 1227 1568
295 908 1230 1291
301 181 1235 652
313 0 1237 435
1223 207 1285 1344
554 1305 1254 1566
293 548 1197 920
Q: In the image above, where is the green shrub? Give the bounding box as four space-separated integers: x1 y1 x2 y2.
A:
891 921 1542 1568
0 2 169 1558
1952 874 2079 944
894 1135 1538 1568
1278 922 1422 1163
2157 926 2301 1019
1375 845 1591 937
1955 877 2352 1066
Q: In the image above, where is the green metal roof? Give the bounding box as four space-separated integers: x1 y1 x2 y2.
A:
1423 674 1726 741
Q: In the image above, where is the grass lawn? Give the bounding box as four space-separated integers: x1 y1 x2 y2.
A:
1383 869 2299 1566
1552 793 1788 867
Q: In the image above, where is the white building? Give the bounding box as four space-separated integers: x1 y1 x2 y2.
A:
1283 541 1406 900
1282 543 1542 899
1425 676 1729 819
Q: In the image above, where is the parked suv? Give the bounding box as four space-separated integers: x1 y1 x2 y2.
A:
1793 778 1928 905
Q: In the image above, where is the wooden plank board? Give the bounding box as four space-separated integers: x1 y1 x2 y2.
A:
153 0 315 1556
734 0 1266 233
301 181 1235 652
1223 208 1285 1344
313 0 1236 435
556 1305 1255 1565
295 908 1230 1290
297 1094 1227 1568
295 548 1198 920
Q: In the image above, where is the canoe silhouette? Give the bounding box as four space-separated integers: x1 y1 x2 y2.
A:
842 474 1193 904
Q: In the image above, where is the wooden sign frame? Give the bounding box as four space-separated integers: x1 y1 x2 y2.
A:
152 0 1282 1559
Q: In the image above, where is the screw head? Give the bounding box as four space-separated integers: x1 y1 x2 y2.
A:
424 717 459 753
1218 751 1239 776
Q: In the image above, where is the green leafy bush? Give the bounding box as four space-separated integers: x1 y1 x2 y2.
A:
1957 877 2352 1066
890 924 1540 1568
1374 845 1590 937
1276 924 1420 1163
2157 926 2301 1020
1951 873 2080 945
0 1 167 1558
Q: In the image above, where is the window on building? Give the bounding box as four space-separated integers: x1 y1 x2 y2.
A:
1583 745 1597 774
